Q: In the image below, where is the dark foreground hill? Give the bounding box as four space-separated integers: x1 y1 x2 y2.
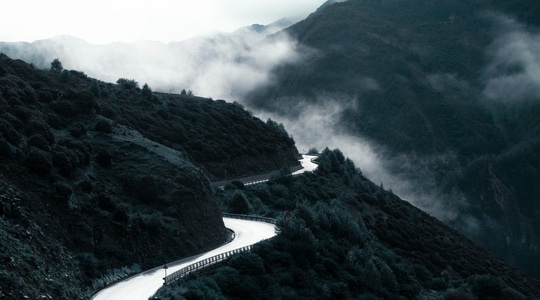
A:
156 149 540 299
0 54 298 298
246 0 540 277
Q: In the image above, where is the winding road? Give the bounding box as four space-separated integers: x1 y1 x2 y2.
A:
92 155 317 300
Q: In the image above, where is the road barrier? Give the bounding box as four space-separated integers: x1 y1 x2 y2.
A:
163 214 277 285
222 212 277 224
163 245 252 285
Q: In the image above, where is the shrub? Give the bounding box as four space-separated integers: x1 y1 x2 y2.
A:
69 122 87 138
55 182 73 204
90 80 101 96
99 102 116 118
25 117 54 144
0 136 12 156
50 100 74 117
3 113 24 131
117 78 139 89
228 190 250 214
134 176 163 204
37 89 55 103
444 289 475 300
20 86 37 104
60 70 69 82
179 277 222 299
113 206 130 223
95 149 112 167
25 146 52 176
57 138 91 166
74 90 96 113
0 118 21 145
69 70 87 79
52 146 79 176
97 193 116 212
77 252 100 279
156 109 170 120
502 287 526 300
470 274 504 299
229 252 266 276
46 113 64 129
11 105 32 123
93 120 112 133
231 180 245 189
76 180 93 193
27 134 50 152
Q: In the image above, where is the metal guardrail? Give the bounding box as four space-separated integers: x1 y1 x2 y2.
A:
163 245 252 285
162 214 277 285
222 212 277 224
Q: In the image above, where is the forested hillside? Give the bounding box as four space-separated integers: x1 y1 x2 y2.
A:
247 0 540 276
156 149 540 299
0 54 298 299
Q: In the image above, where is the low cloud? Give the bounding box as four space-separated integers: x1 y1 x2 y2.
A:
428 73 471 92
2 17 477 227
483 15 540 103
255 94 470 222
0 23 304 101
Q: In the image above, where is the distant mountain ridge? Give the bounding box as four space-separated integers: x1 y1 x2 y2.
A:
0 18 299 99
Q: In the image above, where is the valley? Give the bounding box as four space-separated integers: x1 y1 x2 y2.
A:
1 0 540 298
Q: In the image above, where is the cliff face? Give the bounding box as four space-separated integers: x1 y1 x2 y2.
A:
0 53 295 298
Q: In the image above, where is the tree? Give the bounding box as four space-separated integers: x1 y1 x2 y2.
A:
90 79 101 96
229 190 250 214
180 89 193 96
50 58 63 73
141 83 152 99
116 78 139 89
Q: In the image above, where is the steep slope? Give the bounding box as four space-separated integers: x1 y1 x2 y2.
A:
156 149 540 299
0 54 297 298
246 0 540 276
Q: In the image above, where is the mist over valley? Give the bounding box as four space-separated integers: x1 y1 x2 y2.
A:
2 0 540 298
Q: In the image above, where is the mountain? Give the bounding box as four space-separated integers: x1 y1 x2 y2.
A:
0 54 298 298
245 0 540 277
2 27 540 299
156 149 540 299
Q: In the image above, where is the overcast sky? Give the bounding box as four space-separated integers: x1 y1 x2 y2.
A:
1 0 326 44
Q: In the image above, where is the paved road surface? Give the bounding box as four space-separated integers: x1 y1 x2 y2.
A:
93 154 317 299
92 218 276 300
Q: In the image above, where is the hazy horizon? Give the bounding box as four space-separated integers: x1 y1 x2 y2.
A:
1 0 326 44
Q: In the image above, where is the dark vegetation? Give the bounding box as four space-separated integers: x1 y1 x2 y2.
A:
99 78 298 181
2 1 540 298
247 0 540 277
0 54 297 298
156 149 540 299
